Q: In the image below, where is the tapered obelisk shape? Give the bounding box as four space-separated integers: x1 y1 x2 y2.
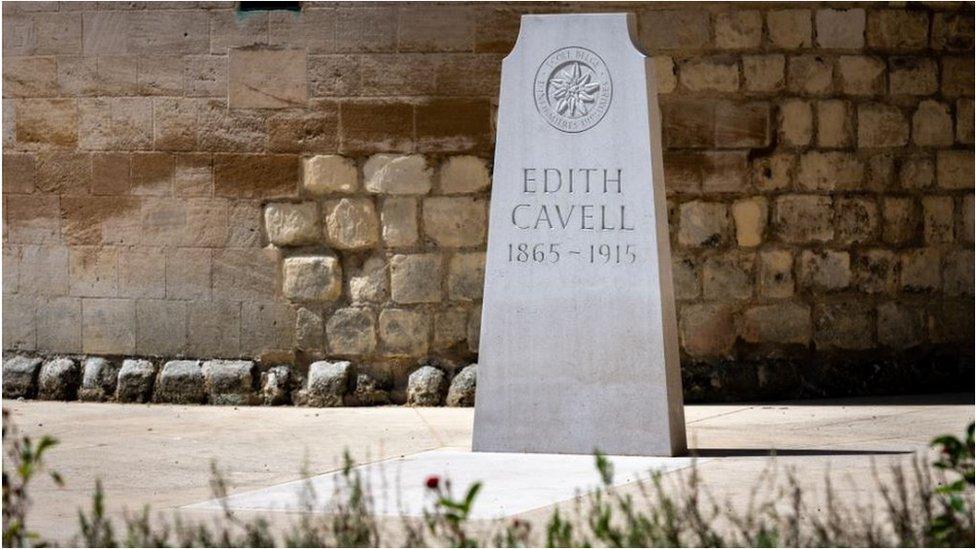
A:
473 13 686 456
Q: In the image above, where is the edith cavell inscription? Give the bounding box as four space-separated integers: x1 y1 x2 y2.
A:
473 13 687 456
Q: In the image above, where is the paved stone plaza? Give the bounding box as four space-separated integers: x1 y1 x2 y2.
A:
5 394 971 543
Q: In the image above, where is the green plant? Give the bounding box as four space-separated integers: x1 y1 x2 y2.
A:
2 409 64 547
4 406 975 548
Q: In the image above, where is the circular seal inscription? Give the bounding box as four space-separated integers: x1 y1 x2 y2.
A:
534 47 613 133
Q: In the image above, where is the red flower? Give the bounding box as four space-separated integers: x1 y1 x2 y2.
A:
425 475 440 490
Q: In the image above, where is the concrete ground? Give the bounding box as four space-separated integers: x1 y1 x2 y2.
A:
3 393 973 545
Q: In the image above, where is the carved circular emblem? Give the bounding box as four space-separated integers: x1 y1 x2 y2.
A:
534 47 613 133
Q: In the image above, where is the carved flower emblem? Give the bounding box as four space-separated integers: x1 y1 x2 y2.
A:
549 62 601 118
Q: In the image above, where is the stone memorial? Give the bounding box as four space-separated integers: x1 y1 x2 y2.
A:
473 13 687 456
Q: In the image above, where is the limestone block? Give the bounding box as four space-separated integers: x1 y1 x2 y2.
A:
742 55 785 92
303 155 357 195
912 100 954 147
422 197 487 247
295 306 324 351
323 198 380 250
240 301 296 356
799 250 851 291
677 201 729 248
877 302 924 349
306 360 352 407
135 300 187 357
467 304 481 353
15 98 77 146
851 249 897 294
767 9 812 49
867 9 929 50
922 196 954 243
882 197 920 245
447 253 486 301
671 256 700 300
390 254 442 304
680 58 739 92
261 365 293 406
774 195 834 243
652 56 677 93
36 297 82 353
326 307 377 356
778 100 812 147
858 103 909 148
817 100 852 148
731 197 767 247
157 360 206 404
944 249 974 296
440 156 491 194
379 308 429 356
679 303 736 358
78 357 119 402
381 197 419 247
889 58 938 96
940 57 973 97
956 99 974 144
364 154 432 195
116 359 156 403
703 253 755 300
740 302 811 345
203 360 256 405
759 249 795 298
213 154 299 200
434 307 468 350
82 298 136 355
814 303 874 351
228 48 307 109
349 256 388 304
714 11 762 49
2 356 42 398
406 365 446 406
797 152 863 192
188 300 241 358
936 150 974 189
264 202 320 246
837 56 885 95
446 364 477 407
900 248 941 292
640 9 709 50
38 358 80 401
898 156 934 190
282 256 342 302
753 154 794 192
963 195 974 243
815 8 865 49
834 197 879 245
351 373 390 406
787 55 833 95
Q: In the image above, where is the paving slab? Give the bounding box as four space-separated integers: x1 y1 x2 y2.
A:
186 449 699 519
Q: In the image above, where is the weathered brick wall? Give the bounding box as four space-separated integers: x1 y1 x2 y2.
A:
2 1 973 399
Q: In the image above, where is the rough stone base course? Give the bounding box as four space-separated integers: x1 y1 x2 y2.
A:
1 354 477 408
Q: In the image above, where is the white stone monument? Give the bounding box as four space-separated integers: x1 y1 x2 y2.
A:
473 13 687 456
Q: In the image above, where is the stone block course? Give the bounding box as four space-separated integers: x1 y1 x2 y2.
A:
323 198 380 250
116 359 155 403
157 360 205 404
202 360 256 405
282 256 342 302
2 356 42 399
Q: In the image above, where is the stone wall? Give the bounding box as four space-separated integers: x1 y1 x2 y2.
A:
2 1 973 400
